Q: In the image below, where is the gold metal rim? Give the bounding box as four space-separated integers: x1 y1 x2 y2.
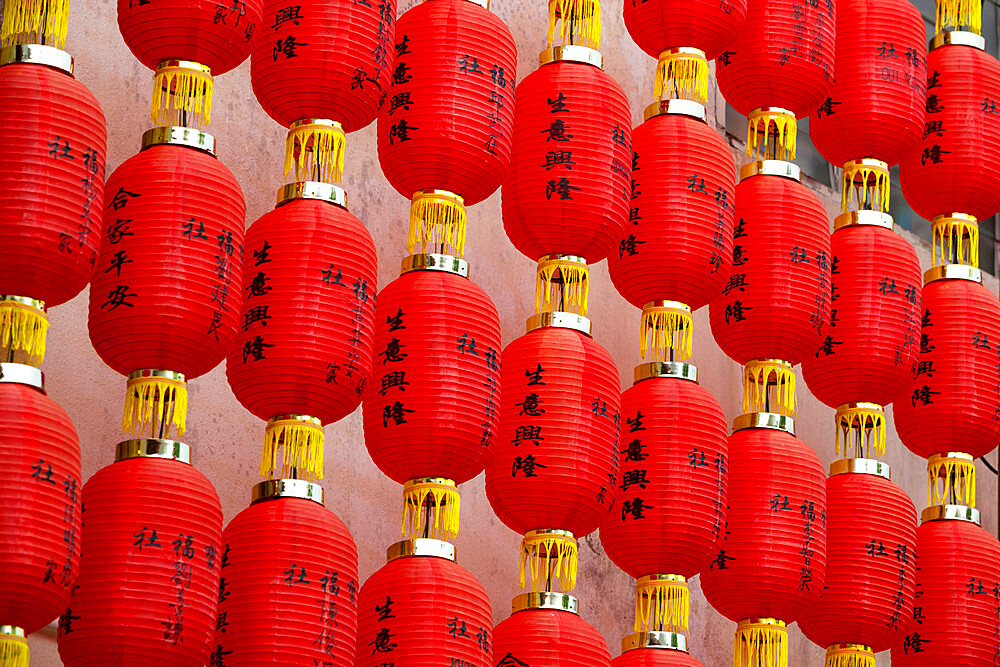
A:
739 160 801 183
0 626 25 638
737 618 787 629
277 181 347 208
843 158 888 171
524 528 574 540
128 368 186 383
924 265 982 285
267 414 322 428
539 45 603 69
933 212 978 224
931 31 985 51
634 362 698 384
622 631 687 653
751 106 795 117
638 573 686 584
834 211 894 231
289 118 343 131
828 643 874 653
0 295 46 311
414 188 465 206
0 363 44 392
928 451 975 463
642 300 691 313
404 477 457 488
658 46 707 59
155 59 211 75
251 479 324 505
836 402 884 413
526 312 592 336
115 438 191 465
0 44 73 74
141 126 217 156
386 538 456 563
732 413 795 436
512 592 579 614
921 504 980 525
538 253 586 265
400 253 469 278
643 99 707 123
829 458 892 481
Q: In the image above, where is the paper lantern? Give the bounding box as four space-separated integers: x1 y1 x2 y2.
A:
613 632 706 666
622 0 746 61
492 593 612 666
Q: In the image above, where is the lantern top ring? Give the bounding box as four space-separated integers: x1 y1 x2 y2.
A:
400 253 469 278
737 618 787 629
634 361 698 384
512 591 578 615
644 99 706 122
155 59 211 75
834 210 894 231
251 478 324 505
115 438 191 465
732 412 795 436
387 538 456 563
526 312 592 336
921 503 981 525
0 362 44 392
739 160 801 183
931 30 985 51
0 43 73 74
539 45 603 69
924 264 982 285
0 626 24 638
277 181 346 209
0 295 45 311
141 126 217 156
128 368 186 383
829 458 891 481
622 631 687 653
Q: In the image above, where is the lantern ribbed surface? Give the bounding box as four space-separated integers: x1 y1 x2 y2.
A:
355 552 492 665
622 0 746 61
486 325 621 538
88 142 245 380
608 113 736 311
709 173 831 366
227 198 377 424
492 608 612 666
613 649 705 666
899 43 1000 221
0 61 107 307
376 0 516 205
892 518 1000 665
701 426 827 623
57 456 223 666
0 381 80 634
798 472 917 652
801 224 922 408
502 60 632 263
362 268 501 485
251 0 395 131
894 277 1000 460
117 0 263 74
212 496 359 665
808 0 926 167
600 375 728 579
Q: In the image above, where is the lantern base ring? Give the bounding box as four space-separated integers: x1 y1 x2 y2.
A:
0 295 47 368
519 529 578 592
735 618 788 667
0 625 27 667
261 414 325 482
123 370 188 440
635 574 689 633
402 477 461 540
825 643 875 667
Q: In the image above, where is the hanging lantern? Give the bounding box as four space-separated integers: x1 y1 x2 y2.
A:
797 460 917 665
0 364 81 666
600 362 727 635
88 126 245 441
613 632 706 666
362 253 500 540
492 593 612 666
622 0 746 62
226 182 376 483
57 439 223 666
892 505 1000 665
211 479 358 665
486 314 620 593
0 44 107 366
355 538 492 665
700 414 827 667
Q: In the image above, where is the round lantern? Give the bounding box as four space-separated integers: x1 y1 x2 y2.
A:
892 505 1000 665
58 439 222 666
226 182 376 481
0 364 81 664
88 127 245 439
613 632 705 666
797 460 917 658
622 0 746 62
899 34 1000 222
502 50 632 264
492 593 612 666
211 479 359 665
355 538 492 666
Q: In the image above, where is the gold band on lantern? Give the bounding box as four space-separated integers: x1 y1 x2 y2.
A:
151 60 213 129
825 644 875 667
1 0 67 49
0 625 28 667
643 98 707 122
936 0 982 35
141 126 217 156
927 452 976 508
635 574 689 634
654 48 708 105
520 529 578 593
536 255 589 316
252 478 324 505
740 160 801 183
746 108 796 162
409 190 466 257
932 213 979 268
633 361 698 385
923 264 982 285
512 591 579 614
400 252 470 278
622 631 687 653
732 412 796 436
735 618 788 667
261 414 325 482
526 311 593 335
833 210 894 231
930 30 985 50
829 458 892 481
743 359 795 417
921 503 980 525
0 362 44 391
386 538 457 563
277 181 347 209
115 438 191 464
640 301 692 362
0 42 72 73
835 403 885 459
122 370 188 439
546 0 601 51
841 159 890 213
402 477 461 540
285 119 345 185
0 296 47 368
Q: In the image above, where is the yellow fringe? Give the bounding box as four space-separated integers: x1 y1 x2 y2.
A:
635 575 689 634
743 360 795 417
261 416 325 482
122 374 187 439
928 454 976 508
825 645 875 667
0 0 67 48
519 531 578 592
640 303 693 362
937 0 982 35
408 191 466 257
150 63 213 128
747 110 797 162
536 257 589 316
735 619 788 667
402 478 461 540
842 162 890 214
0 633 28 667
0 299 47 367
932 214 979 268
547 0 601 50
655 50 708 105
284 121 345 185
835 405 885 458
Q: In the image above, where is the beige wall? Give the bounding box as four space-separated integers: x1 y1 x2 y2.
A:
25 0 999 664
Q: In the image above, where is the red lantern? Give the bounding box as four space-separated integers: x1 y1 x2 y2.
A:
0 365 81 663
622 0 746 61
892 507 1000 665
797 461 917 655
613 632 706 666
808 0 925 168
502 53 632 264
355 539 492 665
58 440 222 666
492 593 612 666
899 38 1000 222
212 480 359 665
88 127 245 438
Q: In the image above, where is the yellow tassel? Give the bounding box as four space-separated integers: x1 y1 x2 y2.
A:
0 0 67 48
0 297 47 367
547 0 601 50
932 213 979 268
284 119 346 185
122 371 187 439
150 61 213 128
655 49 708 105
735 619 788 667
635 575 689 633
261 415 325 482
927 453 976 508
825 644 875 667
835 404 885 458
747 109 797 162
401 478 461 540
841 160 890 214
936 0 982 35
408 190 467 257
743 360 795 417
0 629 28 667
519 530 577 592
535 256 589 316
640 301 693 362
